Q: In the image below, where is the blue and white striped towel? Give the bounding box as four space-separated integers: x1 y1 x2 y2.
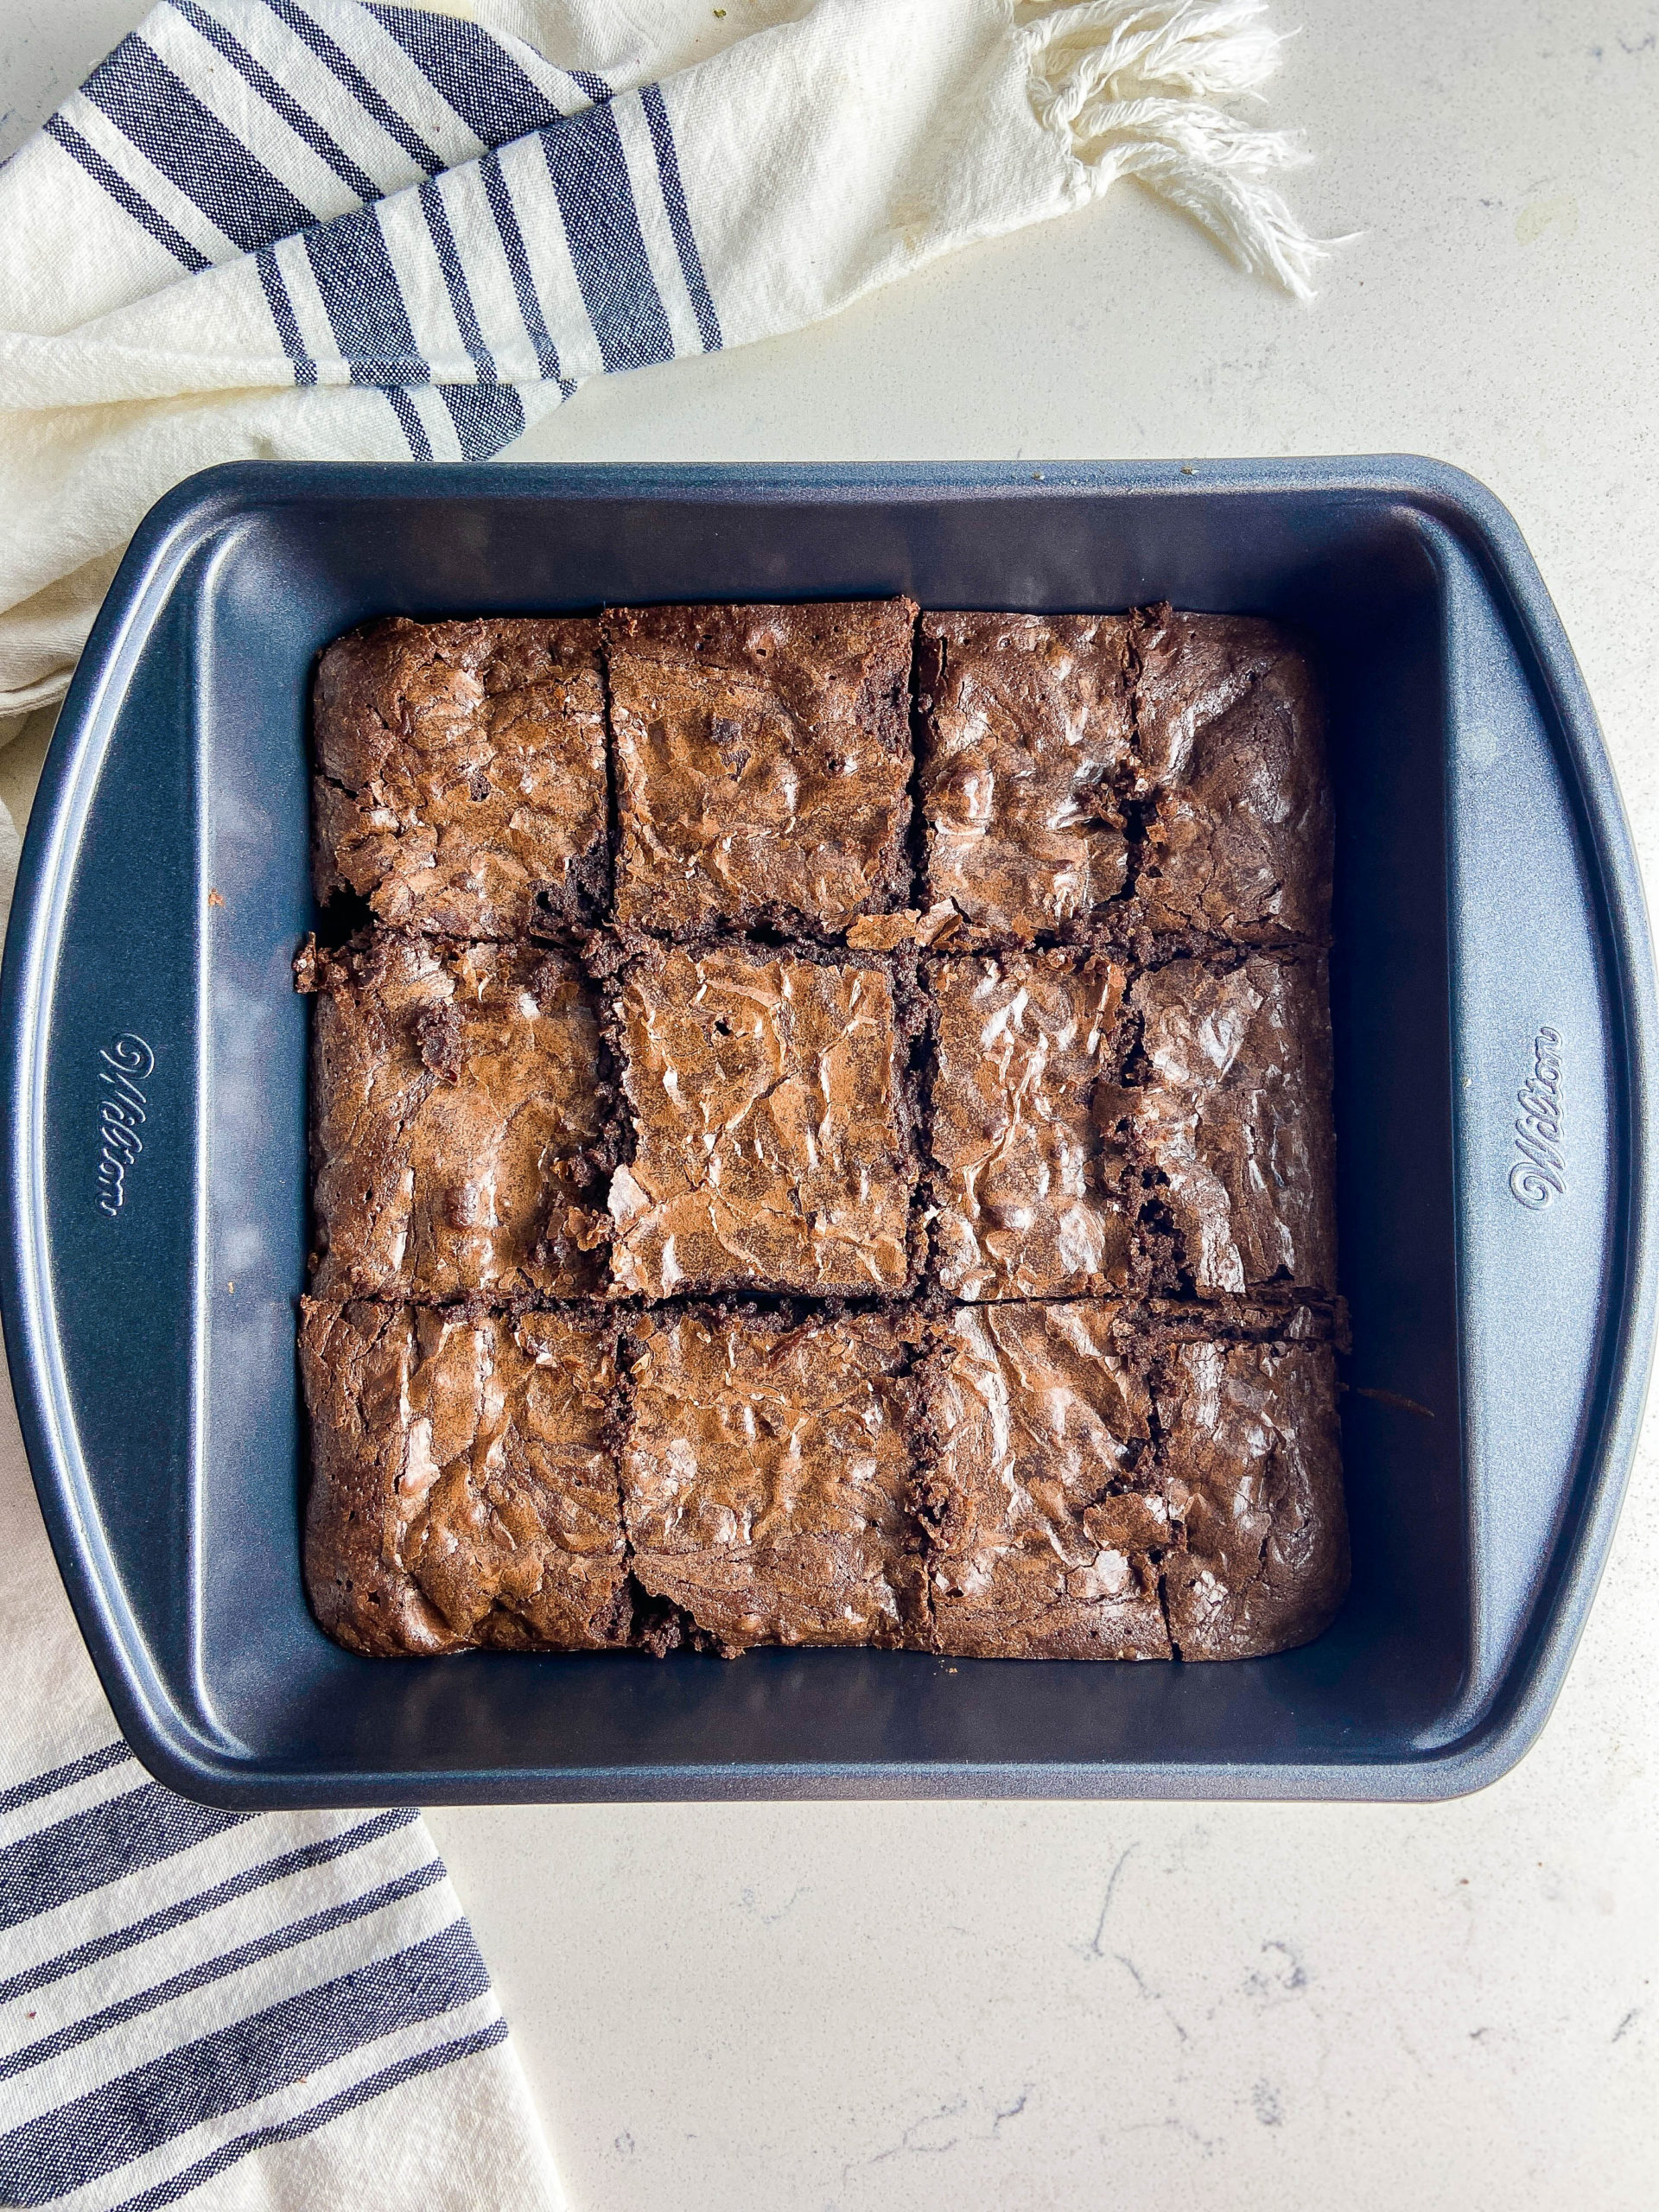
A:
0 0 1326 721
0 1397 560 2209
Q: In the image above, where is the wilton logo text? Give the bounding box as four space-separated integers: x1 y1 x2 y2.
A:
97 1034 154 1218
1509 1027 1564 1211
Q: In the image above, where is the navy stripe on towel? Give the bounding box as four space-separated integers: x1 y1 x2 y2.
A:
41 117 209 271
479 147 568 387
0 1810 420 2005
81 35 317 251
257 246 318 383
385 388 434 458
439 383 526 460
258 0 444 175
303 202 428 383
0 1923 492 2199
639 84 721 353
0 1860 448 2083
109 2022 507 2212
364 3 565 144
539 102 674 372
0 1786 247 1936
0 1744 132 1821
418 176 494 379
171 0 383 206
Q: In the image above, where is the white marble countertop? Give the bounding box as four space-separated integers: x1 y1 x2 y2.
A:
4 5 1657 2206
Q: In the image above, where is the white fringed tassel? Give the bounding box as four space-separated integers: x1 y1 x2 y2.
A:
1022 0 1332 299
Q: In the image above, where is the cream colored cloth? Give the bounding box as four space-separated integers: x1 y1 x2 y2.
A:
0 0 1325 728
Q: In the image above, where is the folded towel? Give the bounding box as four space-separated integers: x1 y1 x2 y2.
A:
0 0 1325 721
0 1399 563 2211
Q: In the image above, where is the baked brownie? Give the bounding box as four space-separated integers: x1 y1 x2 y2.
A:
309 933 608 1302
1094 951 1337 1298
313 615 607 938
927 947 1137 1300
918 613 1135 942
607 939 920 1299
1128 609 1332 943
919 1300 1347 1661
301 1299 626 1655
1156 1328 1348 1659
623 1304 927 1649
918 1301 1171 1659
607 598 916 938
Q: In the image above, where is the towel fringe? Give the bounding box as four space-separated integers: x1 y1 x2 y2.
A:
1022 0 1332 299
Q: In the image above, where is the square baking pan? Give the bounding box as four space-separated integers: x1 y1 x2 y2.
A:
3 459 1653 1807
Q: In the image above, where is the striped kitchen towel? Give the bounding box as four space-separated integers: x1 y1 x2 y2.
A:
0 0 1331 721
0 1401 561 2210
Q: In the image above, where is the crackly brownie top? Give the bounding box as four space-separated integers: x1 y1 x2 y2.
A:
624 1304 926 1649
312 615 607 937
309 933 607 1302
927 948 1135 1302
1094 952 1336 1298
1156 1332 1347 1659
301 1299 625 1656
607 597 916 937
607 940 918 1300
918 612 1135 943
1130 610 1331 942
921 1300 1170 1660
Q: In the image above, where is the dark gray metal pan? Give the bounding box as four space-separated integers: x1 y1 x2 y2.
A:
3 458 1653 1806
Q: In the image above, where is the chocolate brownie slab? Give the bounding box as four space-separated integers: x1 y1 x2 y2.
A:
623 1304 927 1649
919 1300 1347 1661
1155 1328 1348 1659
918 1300 1170 1660
301 1300 626 1655
313 615 607 938
1128 609 1332 944
1096 951 1337 1299
927 947 1137 1300
309 934 609 1302
607 598 916 938
918 612 1135 943
607 938 921 1300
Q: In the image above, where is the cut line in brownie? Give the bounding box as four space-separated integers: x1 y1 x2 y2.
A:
301 1299 628 1655
312 615 607 938
308 932 612 1303
623 1302 933 1650
605 937 924 1300
918 1299 1347 1661
607 597 916 939
925 944 1336 1304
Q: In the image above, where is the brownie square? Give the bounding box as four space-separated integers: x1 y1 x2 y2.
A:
918 612 1135 943
301 1299 626 1655
1095 952 1338 1298
1129 610 1332 943
309 934 609 1302
918 1301 1171 1659
1156 1331 1348 1658
607 939 920 1299
624 1305 926 1649
313 615 607 938
927 947 1137 1301
607 598 916 938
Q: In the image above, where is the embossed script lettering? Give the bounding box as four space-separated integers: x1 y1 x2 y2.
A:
1509 1027 1564 1210
97 1034 154 1218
